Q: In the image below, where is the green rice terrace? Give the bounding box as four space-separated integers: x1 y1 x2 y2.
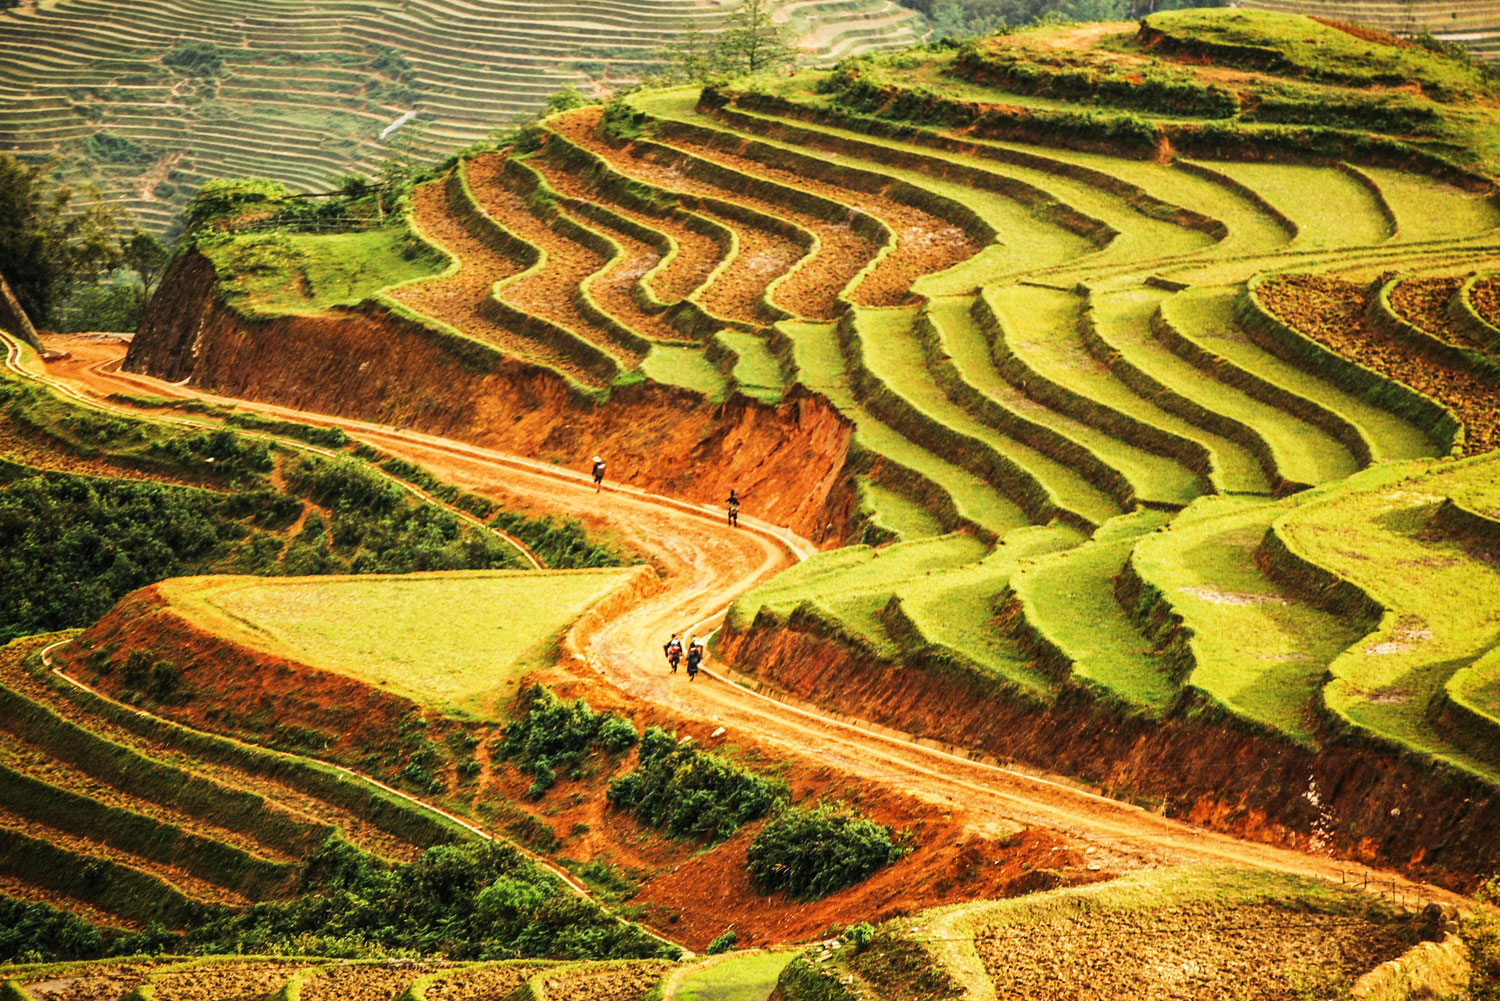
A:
0 0 923 235
8 7 1500 1000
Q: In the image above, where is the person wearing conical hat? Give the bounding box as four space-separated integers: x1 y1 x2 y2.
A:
591 455 605 492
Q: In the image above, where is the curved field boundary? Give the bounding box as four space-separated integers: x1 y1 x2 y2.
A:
513 959 673 1001
1149 301 1377 469
394 960 555 1001
1369 275 1500 382
450 161 630 383
1334 163 1398 241
533 136 752 338
1449 274 1500 351
975 288 1222 494
695 94 1120 250
1431 645 1500 772
916 302 1141 513
0 761 298 902
1173 161 1300 242
1234 276 1463 457
119 956 320 1001
837 310 1073 530
0 825 209 930
1079 291 1292 495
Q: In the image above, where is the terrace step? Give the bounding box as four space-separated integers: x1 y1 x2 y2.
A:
1087 285 1360 492
982 283 1270 495
1196 161 1392 249
842 305 1123 531
1158 284 1437 465
1356 166 1500 245
1264 455 1500 780
857 478 946 542
1122 494 1368 744
781 318 1030 539
923 295 1203 509
1000 509 1177 711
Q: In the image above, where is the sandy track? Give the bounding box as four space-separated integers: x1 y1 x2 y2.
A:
18 334 1471 909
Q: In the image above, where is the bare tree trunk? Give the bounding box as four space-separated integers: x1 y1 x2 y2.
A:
0 270 44 353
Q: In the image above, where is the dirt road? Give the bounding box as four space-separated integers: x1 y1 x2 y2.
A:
16 334 1471 908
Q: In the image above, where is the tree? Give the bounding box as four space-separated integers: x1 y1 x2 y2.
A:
121 228 169 300
0 154 121 326
716 0 796 76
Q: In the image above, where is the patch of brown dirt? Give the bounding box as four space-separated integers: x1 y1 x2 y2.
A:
23 962 166 1001
150 961 314 1001
1259 274 1499 455
536 962 671 1001
1389 276 1489 352
975 902 1414 1000
424 964 549 1000
1472 275 1500 329
299 962 451 1001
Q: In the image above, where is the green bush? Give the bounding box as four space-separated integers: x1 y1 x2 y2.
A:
706 927 737 954
83 131 157 165
224 412 349 448
746 805 905 901
496 686 638 798
163 41 224 78
606 727 786 842
1466 875 1500 999
492 510 621 569
0 896 102 963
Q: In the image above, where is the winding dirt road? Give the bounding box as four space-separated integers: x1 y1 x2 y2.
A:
12 333 1470 909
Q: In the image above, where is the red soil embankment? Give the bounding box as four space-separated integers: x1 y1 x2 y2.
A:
716 613 1500 892
126 251 856 546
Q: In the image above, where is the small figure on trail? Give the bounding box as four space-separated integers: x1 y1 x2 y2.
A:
726 488 741 528
686 640 703 681
591 455 606 492
664 633 683 674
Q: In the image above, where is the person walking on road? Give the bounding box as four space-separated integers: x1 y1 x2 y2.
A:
591 456 606 492
686 637 703 681
726 488 741 528
664 633 683 674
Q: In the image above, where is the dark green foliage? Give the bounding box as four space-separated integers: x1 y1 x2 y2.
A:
600 100 650 142
1467 875 1500 999
745 805 905 901
0 896 103 963
83 132 157 166
706 928 737 954
146 428 273 477
0 467 295 641
223 412 349 448
51 282 143 333
162 42 224 78
280 454 521 573
185 178 293 230
188 835 677 960
606 727 786 842
496 686 638 799
492 510 621 569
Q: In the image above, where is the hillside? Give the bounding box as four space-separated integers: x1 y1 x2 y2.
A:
5 7 1500 997
1240 0 1500 63
0 0 924 236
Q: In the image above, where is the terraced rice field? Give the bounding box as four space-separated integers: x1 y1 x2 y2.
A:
0 0 925 233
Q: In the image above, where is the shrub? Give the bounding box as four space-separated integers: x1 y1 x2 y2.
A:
706 927 737 954
496 685 639 798
224 412 349 448
606 727 786 842
1466 875 1500 1000
746 804 906 900
0 895 103 962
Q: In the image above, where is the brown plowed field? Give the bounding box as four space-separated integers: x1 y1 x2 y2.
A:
0 639 425 864
299 962 451 1001
532 143 727 307
1260 274 1499 454
0 806 252 910
388 181 601 386
1389 276 1487 351
22 961 168 1001
535 963 669 1001
975 902 1413 1000
547 113 814 323
465 154 646 365
423 964 548 1001
659 128 980 308
1472 275 1500 330
150 961 313 1001
0 874 138 932
0 733 299 864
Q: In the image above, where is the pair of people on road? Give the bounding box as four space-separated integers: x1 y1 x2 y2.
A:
593 454 743 530
663 632 703 680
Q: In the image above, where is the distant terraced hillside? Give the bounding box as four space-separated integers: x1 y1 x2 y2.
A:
116 7 1500 889
1240 0 1500 61
0 0 924 235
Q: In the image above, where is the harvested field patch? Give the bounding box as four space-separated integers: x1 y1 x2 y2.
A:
465 153 643 364
1259 274 1500 455
299 962 448 1001
975 902 1411 1000
535 963 668 1001
423 964 548 1001
1472 276 1500 330
1389 276 1489 352
389 182 597 384
150 961 313 1001
531 146 728 308
546 111 816 321
22 961 164 1001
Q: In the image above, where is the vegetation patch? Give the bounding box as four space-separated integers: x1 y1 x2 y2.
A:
745 804 906 901
495 685 638 798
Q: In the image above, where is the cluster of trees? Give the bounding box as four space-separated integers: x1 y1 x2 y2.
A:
912 0 1226 39
0 153 168 333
